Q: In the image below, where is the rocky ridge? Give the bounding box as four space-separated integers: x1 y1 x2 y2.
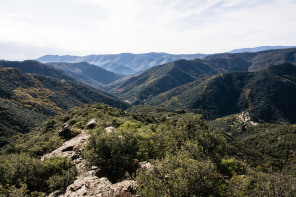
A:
43 121 138 197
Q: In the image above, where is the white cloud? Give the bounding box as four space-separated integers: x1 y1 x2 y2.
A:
0 0 296 59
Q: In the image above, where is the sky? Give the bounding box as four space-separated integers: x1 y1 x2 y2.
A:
0 0 296 60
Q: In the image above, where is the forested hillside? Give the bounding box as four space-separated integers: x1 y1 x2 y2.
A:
148 63 296 123
110 48 296 105
108 59 218 103
0 67 129 147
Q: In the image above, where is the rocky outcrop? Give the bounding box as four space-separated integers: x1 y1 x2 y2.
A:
139 162 152 171
42 130 89 161
238 111 258 126
105 126 116 133
45 127 139 197
58 123 72 139
86 118 97 129
60 172 138 197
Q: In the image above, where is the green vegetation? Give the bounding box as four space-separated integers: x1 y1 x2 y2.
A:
1 104 296 196
0 67 130 114
0 154 76 196
1 48 296 196
210 114 296 175
136 151 222 197
0 99 47 147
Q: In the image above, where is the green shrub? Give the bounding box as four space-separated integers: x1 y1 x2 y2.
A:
219 158 246 177
72 120 85 129
225 170 296 197
0 182 30 197
46 168 76 191
0 154 76 194
136 150 222 197
83 123 153 182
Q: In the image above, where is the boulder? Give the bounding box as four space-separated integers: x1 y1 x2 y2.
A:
41 131 89 161
238 111 258 126
86 118 97 129
58 123 72 139
139 161 152 171
62 176 137 197
48 190 65 197
105 126 116 133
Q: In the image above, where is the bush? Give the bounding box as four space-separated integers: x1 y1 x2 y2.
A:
225 170 296 197
136 150 222 197
0 154 76 194
0 182 31 197
83 122 155 182
219 158 247 177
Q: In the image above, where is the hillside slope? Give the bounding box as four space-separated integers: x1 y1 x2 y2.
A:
47 62 121 85
205 48 296 72
0 67 130 147
109 59 218 104
149 63 296 123
0 60 73 80
0 99 46 147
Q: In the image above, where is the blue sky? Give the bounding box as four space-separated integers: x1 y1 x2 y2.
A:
1 0 296 60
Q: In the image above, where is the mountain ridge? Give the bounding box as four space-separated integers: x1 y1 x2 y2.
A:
109 48 296 105
108 59 218 104
229 46 296 53
0 60 73 81
37 52 207 75
46 62 122 86
148 63 296 123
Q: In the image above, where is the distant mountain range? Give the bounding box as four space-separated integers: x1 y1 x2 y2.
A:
110 48 296 105
229 46 296 53
37 53 207 75
37 46 296 76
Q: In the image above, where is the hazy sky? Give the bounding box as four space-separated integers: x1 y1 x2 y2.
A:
1 0 296 60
